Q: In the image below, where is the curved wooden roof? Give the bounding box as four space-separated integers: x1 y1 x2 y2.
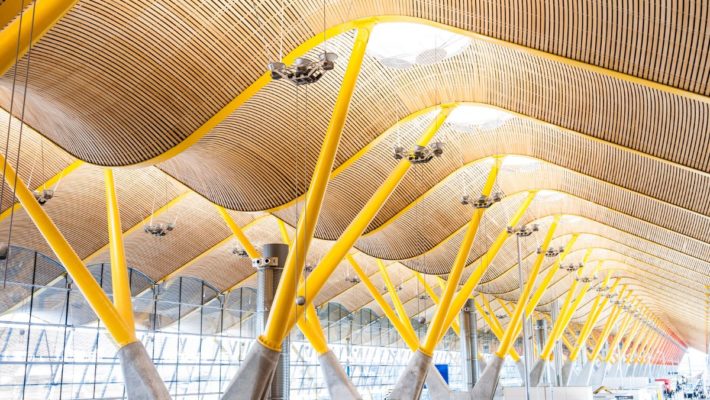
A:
0 1 706 350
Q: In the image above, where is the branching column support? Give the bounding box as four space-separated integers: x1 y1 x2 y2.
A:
415 273 460 335
604 299 637 377
378 259 417 338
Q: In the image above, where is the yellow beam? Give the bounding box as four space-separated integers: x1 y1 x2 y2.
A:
497 299 512 317
348 255 419 350
568 278 620 361
0 159 83 223
104 169 135 333
378 259 417 339
496 216 559 358
261 25 372 350
215 205 259 258
474 296 521 362
277 219 291 246
415 272 460 336
289 104 454 333
589 287 630 361
620 319 644 361
0 0 26 30
421 159 501 355
0 0 78 76
438 191 537 343
524 235 579 316
297 305 329 355
0 151 134 346
605 300 636 362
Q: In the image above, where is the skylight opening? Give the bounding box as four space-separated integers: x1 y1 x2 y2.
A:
367 22 471 69
500 155 540 172
446 104 512 131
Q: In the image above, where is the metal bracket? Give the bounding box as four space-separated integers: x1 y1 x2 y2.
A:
252 257 279 269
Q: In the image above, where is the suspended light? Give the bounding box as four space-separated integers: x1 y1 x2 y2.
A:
446 105 512 131
367 22 471 69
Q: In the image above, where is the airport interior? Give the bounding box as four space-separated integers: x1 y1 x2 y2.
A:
0 1 708 399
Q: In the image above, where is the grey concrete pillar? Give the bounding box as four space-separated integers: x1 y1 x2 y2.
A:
258 244 290 400
460 299 480 389
388 350 432 399
534 319 547 385
319 350 361 399
118 341 171 400
550 300 563 386
572 361 595 386
470 355 505 400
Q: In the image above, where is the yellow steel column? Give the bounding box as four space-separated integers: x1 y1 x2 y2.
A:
297 305 329 354
474 297 522 362
348 255 419 350
605 300 637 362
378 259 417 338
277 219 291 246
0 153 135 346
416 273 460 335
0 0 78 75
289 103 455 332
420 159 502 355
495 216 559 358
104 169 135 332
261 25 372 350
627 326 652 363
539 255 597 361
215 205 260 258
567 278 620 362
620 319 644 362
438 191 537 342
588 287 630 361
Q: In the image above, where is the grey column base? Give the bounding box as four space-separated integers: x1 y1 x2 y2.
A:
528 359 547 387
425 364 452 400
117 341 171 400
626 364 636 377
478 358 487 373
516 360 527 386
388 350 432 400
221 340 280 400
470 355 505 400
590 361 607 387
571 362 594 386
318 350 361 400
560 360 574 386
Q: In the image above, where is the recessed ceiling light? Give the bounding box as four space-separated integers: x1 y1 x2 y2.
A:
367 22 471 69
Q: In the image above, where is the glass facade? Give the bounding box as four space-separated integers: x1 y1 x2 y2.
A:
0 246 524 399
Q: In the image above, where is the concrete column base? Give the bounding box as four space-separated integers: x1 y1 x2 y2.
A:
117 341 171 400
221 340 280 400
318 350 361 400
470 355 505 400
626 364 636 377
528 360 547 387
478 358 487 373
516 360 528 386
571 361 594 386
388 350 432 400
425 365 452 400
590 361 607 387
560 360 574 386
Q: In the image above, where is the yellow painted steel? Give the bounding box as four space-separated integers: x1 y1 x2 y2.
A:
348 255 419 350
620 319 644 362
215 205 260 259
438 191 537 343
568 277 620 361
497 299 512 317
561 334 574 352
286 105 454 333
378 259 417 339
297 305 329 355
474 297 522 362
539 252 595 360
589 287 630 361
104 169 135 333
495 216 559 358
0 0 78 76
524 235 579 317
0 160 83 223
0 153 135 346
421 159 501 355
0 0 26 29
261 26 372 350
415 273 460 335
605 300 637 362
627 326 652 363
277 219 291 246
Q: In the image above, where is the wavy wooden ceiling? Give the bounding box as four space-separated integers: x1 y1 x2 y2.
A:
0 1 706 350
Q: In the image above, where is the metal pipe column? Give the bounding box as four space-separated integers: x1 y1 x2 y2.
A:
256 243 290 400
551 300 563 386
460 299 480 389
516 233 531 399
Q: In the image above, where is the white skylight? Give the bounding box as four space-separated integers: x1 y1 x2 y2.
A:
367 22 471 69
446 104 512 131
537 190 566 202
500 155 540 172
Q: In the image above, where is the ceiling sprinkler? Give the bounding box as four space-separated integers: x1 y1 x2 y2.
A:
537 245 565 257
461 192 503 209
268 52 337 86
232 248 249 257
559 262 583 272
144 222 175 237
33 189 54 206
393 141 445 164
